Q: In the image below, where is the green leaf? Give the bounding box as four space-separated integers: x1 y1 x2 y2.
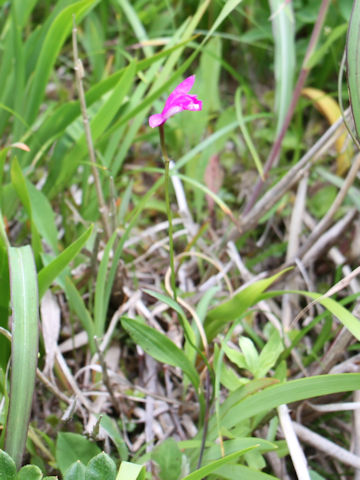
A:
121 317 200 391
238 337 259 375
116 462 145 480
182 448 257 480
38 225 93 299
346 0 360 140
16 464 43 480
0 449 16 479
26 181 58 253
215 464 279 479
64 277 96 354
235 88 263 178
10 158 42 262
151 438 182 480
94 232 117 338
212 374 360 436
204 269 291 341
99 415 128 461
85 452 116 480
308 23 347 69
64 461 86 480
55 61 136 190
143 289 196 346
5 246 39 469
56 433 101 475
25 0 100 124
269 0 295 134
300 291 360 341
204 0 243 41
256 329 283 378
202 437 277 464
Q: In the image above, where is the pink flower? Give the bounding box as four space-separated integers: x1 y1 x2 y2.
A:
149 75 202 128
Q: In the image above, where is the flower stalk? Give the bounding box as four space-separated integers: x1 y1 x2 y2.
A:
159 124 177 302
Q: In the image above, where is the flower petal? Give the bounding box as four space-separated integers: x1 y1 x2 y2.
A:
172 75 195 95
149 113 165 128
148 74 202 128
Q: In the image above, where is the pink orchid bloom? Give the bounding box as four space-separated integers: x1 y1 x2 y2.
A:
149 75 202 128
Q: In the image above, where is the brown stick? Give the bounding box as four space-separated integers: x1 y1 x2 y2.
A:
72 17 112 241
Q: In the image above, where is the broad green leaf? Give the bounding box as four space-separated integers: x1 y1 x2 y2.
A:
0 449 16 479
38 225 93 299
56 433 101 475
64 461 86 480
151 438 182 480
204 269 291 341
5 246 39 469
85 452 116 480
121 317 200 391
16 464 42 480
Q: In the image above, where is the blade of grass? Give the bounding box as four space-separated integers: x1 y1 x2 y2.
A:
38 225 93 299
94 231 117 338
207 373 360 439
235 87 264 179
346 0 360 140
10 158 42 265
64 276 96 354
5 245 39 469
114 0 153 58
24 0 100 126
269 0 295 135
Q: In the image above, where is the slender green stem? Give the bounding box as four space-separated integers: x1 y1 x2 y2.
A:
159 124 177 302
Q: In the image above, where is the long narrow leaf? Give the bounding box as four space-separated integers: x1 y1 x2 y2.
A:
346 0 360 139
269 0 295 134
25 0 99 125
38 225 93 299
121 317 200 391
5 246 39 468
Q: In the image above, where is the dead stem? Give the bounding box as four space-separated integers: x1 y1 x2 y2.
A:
243 0 332 214
228 110 350 244
72 16 112 241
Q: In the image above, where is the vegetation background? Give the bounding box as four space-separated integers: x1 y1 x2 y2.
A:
0 0 360 479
